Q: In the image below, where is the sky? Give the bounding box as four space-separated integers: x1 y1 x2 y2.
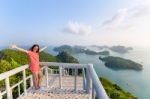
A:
0 0 150 47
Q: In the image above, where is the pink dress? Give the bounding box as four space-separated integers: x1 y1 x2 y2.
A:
26 51 40 73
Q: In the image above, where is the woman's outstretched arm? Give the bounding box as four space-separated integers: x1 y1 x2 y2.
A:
10 44 28 53
39 46 48 52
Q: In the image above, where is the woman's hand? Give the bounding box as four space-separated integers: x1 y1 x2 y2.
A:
9 44 28 53
39 45 48 52
10 44 17 49
44 45 48 49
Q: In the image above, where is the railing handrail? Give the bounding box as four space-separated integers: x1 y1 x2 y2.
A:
0 62 109 99
88 64 109 99
40 62 108 99
0 65 29 80
0 62 86 81
40 62 88 68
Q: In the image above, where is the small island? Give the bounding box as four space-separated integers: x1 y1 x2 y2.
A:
54 45 110 56
99 56 143 71
53 45 85 54
90 45 109 49
84 49 109 55
109 45 133 54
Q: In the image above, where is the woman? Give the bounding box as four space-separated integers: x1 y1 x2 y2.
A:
10 44 47 90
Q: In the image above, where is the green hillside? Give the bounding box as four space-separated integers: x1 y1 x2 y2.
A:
100 77 138 99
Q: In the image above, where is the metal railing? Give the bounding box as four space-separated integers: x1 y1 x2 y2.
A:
0 65 30 99
0 62 109 99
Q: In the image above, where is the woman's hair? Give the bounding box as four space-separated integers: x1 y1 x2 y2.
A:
29 44 40 53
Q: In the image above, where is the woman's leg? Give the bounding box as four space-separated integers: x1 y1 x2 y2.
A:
38 70 43 88
32 72 39 89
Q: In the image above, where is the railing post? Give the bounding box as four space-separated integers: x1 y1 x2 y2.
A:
0 90 2 99
62 68 64 76
74 67 77 92
50 69 52 74
45 66 49 88
92 83 95 99
30 75 33 87
23 70 27 96
82 68 86 90
10 89 13 99
5 77 11 99
18 85 20 97
86 65 92 94
72 68 74 75
67 68 70 75
59 66 62 89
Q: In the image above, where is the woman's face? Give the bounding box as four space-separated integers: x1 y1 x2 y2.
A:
33 46 39 52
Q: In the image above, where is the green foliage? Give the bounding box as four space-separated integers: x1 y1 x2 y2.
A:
56 51 79 63
0 59 20 73
0 59 22 93
0 60 12 73
56 51 83 75
100 77 138 99
0 49 58 99
54 45 73 53
39 51 57 62
0 49 29 65
0 49 57 64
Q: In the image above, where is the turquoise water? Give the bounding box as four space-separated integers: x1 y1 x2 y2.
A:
1 46 150 99
46 46 150 99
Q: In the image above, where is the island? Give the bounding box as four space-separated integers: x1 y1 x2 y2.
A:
99 56 143 71
109 45 133 54
84 49 109 55
53 45 85 53
90 45 109 49
54 45 110 56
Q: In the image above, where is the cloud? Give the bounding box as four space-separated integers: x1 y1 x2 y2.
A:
142 0 150 5
94 2 150 47
63 21 92 35
102 8 128 28
101 4 150 32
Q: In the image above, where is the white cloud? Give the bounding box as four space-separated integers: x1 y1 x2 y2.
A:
101 4 150 32
143 0 150 5
63 21 92 35
61 1 150 47
93 2 150 47
101 8 128 30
